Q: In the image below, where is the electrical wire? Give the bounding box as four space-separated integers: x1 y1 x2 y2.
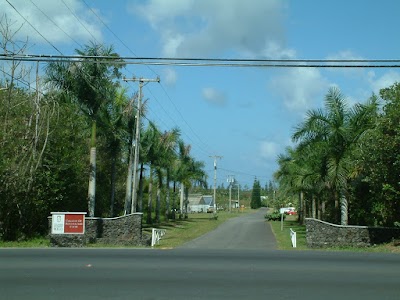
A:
29 0 83 48
5 0 63 55
32 0 219 157
2 53 400 67
60 0 99 43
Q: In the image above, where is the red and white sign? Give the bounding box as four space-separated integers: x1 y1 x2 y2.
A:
51 212 86 234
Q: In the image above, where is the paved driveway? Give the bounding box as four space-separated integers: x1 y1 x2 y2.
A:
179 207 277 250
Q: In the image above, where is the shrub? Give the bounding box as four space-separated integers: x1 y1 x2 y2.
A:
265 211 285 221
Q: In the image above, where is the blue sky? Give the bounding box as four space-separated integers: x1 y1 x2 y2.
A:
3 0 400 188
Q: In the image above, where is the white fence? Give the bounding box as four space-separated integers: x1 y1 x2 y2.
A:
151 228 166 247
290 228 297 248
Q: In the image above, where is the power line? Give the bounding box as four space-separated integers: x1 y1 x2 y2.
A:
5 0 63 55
3 54 400 67
60 0 99 43
78 1 213 156
157 83 213 154
219 167 269 180
80 0 137 57
146 85 213 156
29 0 82 48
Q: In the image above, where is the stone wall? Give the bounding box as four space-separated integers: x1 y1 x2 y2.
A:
306 218 400 248
49 213 149 247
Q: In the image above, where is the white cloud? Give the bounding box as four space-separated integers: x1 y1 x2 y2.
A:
131 0 293 58
368 71 400 94
269 68 329 113
163 68 177 85
259 141 279 160
2 0 102 46
202 87 226 106
326 50 364 62
327 50 400 98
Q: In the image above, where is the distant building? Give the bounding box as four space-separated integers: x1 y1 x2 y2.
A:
187 194 214 213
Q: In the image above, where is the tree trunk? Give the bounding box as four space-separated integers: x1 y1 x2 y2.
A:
147 164 153 224
180 184 184 218
155 169 162 224
312 194 316 219
110 155 116 217
317 198 321 220
165 170 171 221
334 189 340 223
138 163 145 212
87 120 96 217
340 193 348 225
124 137 134 215
184 185 189 218
299 191 305 224
156 186 161 224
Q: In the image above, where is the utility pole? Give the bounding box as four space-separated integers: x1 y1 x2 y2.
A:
237 182 240 210
124 77 160 214
210 155 222 217
227 175 235 212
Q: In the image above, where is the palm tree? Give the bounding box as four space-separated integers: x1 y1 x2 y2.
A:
157 128 180 222
275 145 327 223
100 87 130 216
123 92 138 215
46 43 124 217
174 140 207 217
143 126 180 223
292 87 377 224
140 122 161 224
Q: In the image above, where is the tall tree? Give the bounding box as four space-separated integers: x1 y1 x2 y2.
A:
46 43 124 217
174 140 207 217
140 122 161 224
156 128 180 222
250 178 261 209
356 83 400 226
292 87 377 224
100 87 131 216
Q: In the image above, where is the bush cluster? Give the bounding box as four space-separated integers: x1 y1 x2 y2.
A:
265 211 285 221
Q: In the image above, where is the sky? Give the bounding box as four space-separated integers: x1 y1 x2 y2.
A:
3 0 400 188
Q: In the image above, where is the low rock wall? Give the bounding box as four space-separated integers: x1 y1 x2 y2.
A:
306 218 400 248
49 213 148 247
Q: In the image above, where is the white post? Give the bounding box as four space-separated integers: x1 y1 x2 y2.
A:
290 228 297 248
151 228 156 247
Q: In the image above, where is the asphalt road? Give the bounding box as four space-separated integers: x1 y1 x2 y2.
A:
1 210 399 299
180 207 277 250
1 248 399 300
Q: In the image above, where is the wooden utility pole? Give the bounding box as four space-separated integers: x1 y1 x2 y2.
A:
210 155 222 217
124 77 160 214
227 175 235 212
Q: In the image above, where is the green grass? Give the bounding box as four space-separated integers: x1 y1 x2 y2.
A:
144 209 252 249
3 210 399 253
0 210 250 249
0 237 50 248
269 215 307 250
268 215 400 253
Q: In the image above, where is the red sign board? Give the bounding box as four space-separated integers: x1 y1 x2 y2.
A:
64 214 85 234
51 212 86 234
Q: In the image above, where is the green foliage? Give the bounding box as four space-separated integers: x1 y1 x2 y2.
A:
353 83 400 226
275 87 379 225
250 178 261 209
265 211 285 221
